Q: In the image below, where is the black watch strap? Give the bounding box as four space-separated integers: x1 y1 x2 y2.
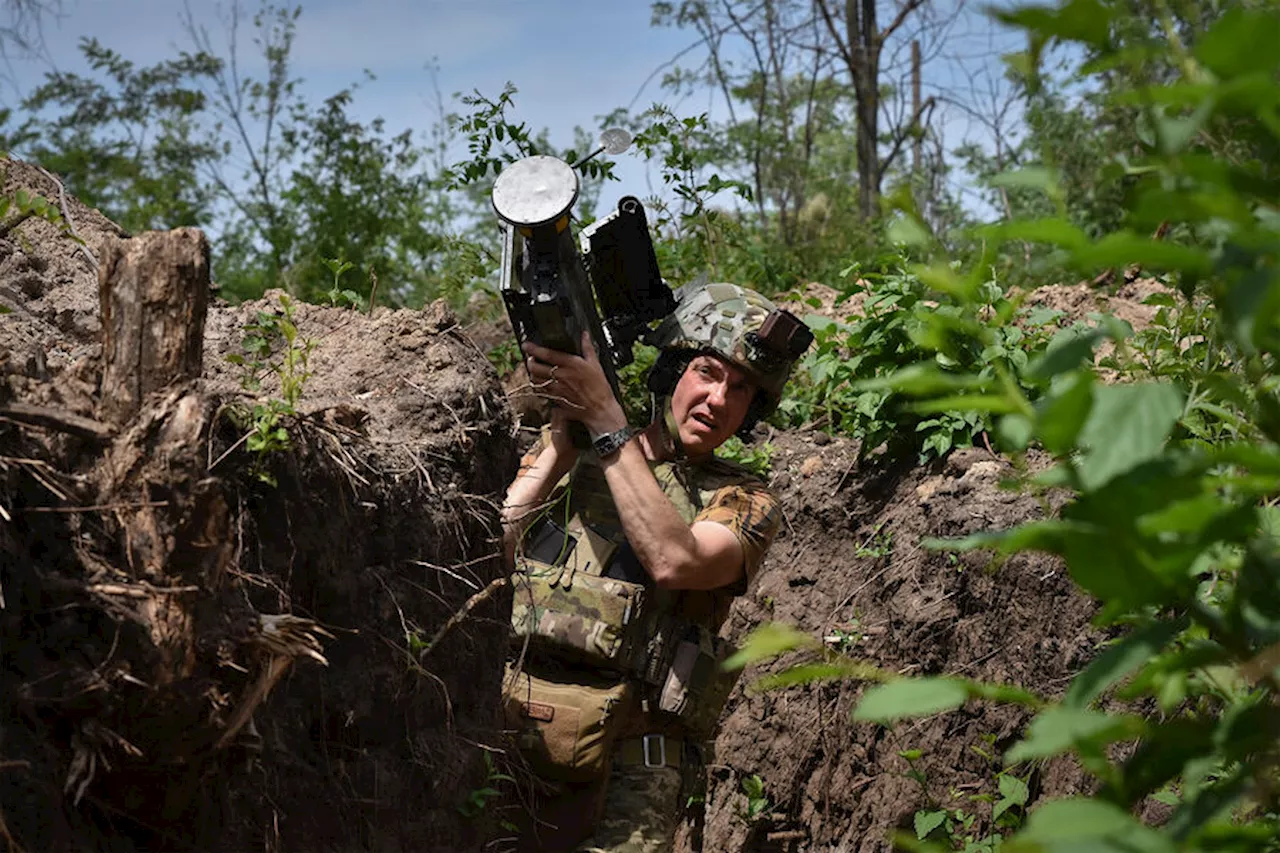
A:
591 426 635 459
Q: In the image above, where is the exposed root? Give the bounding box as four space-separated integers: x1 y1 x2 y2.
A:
421 575 510 657
215 614 333 751
65 721 142 807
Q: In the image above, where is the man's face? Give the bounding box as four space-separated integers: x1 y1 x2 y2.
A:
669 353 757 457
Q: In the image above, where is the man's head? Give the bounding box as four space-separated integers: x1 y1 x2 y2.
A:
646 282 814 453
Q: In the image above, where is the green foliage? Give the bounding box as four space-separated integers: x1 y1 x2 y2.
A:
9 37 221 232
772 264 1061 462
321 257 364 311
486 338 521 378
735 774 771 825
224 293 314 484
0 186 82 245
715 436 774 477
831 4 1280 850
630 106 754 285
457 751 515 820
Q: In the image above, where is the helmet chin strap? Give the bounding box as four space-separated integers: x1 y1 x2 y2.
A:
653 393 688 462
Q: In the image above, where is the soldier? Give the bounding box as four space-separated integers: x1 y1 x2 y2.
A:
501 282 810 852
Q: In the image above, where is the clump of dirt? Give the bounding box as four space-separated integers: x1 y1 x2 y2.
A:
0 157 519 852
691 432 1099 852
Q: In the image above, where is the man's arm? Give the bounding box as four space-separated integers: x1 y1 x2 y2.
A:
500 410 578 567
520 335 748 591
599 442 748 590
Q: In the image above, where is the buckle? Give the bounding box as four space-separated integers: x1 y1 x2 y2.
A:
642 733 666 768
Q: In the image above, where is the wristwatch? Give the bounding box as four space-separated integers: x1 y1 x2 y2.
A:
591 425 635 460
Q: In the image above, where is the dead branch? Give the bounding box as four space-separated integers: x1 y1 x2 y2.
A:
419 575 509 657
0 403 115 442
35 165 98 271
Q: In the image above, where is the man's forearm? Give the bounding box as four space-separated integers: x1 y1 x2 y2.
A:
599 439 744 591
501 442 576 566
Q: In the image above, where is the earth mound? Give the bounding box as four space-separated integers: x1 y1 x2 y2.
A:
690 436 1099 852
0 157 517 852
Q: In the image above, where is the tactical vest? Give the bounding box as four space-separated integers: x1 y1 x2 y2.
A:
510 453 752 735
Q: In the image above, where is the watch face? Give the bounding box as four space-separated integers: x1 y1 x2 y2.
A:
593 427 632 458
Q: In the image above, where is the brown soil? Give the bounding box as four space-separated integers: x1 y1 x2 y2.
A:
0 157 518 852
689 434 1099 852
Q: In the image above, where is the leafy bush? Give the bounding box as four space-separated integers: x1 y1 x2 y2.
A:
735 1 1280 849
773 264 1062 462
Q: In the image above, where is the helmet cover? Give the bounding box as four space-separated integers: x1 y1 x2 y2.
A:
648 282 803 413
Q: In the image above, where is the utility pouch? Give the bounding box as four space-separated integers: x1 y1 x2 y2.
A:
511 570 648 673
503 664 634 782
656 628 741 737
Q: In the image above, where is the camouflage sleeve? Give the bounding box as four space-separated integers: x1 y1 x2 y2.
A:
694 480 781 586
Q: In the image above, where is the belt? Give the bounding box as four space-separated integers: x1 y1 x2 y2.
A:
616 734 684 769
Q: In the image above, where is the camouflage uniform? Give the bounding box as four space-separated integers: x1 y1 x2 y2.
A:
505 283 805 852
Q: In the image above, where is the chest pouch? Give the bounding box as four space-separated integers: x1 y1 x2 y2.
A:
512 516 650 675
656 625 742 738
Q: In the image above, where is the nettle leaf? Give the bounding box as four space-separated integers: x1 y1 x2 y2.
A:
853 677 970 723
1064 617 1187 708
1015 798 1175 852
1006 707 1145 763
1195 7 1280 80
722 622 817 671
915 809 948 839
1027 327 1106 381
1075 383 1184 491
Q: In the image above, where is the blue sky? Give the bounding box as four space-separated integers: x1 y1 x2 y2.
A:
7 0 1026 217
8 0 711 202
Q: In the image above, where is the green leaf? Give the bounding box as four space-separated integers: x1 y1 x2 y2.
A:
1075 383 1184 490
752 660 878 692
1016 798 1175 852
910 394 1021 416
1064 618 1186 709
1195 7 1280 80
1006 707 1143 763
990 166 1061 196
1073 233 1212 275
915 809 948 839
721 623 817 671
1035 372 1094 455
1027 328 1106 381
888 214 931 247
999 773 1030 807
854 677 970 723
982 217 1088 249
997 0 1113 48
855 364 986 395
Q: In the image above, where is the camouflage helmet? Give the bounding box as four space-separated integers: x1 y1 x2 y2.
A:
647 282 812 414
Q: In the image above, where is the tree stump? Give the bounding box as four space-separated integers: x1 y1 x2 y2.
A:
98 228 209 426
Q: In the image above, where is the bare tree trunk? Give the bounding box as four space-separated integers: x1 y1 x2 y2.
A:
912 40 922 177
851 0 879 220
819 0 928 219
97 228 210 426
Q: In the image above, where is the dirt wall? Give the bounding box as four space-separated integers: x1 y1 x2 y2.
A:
0 157 518 852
